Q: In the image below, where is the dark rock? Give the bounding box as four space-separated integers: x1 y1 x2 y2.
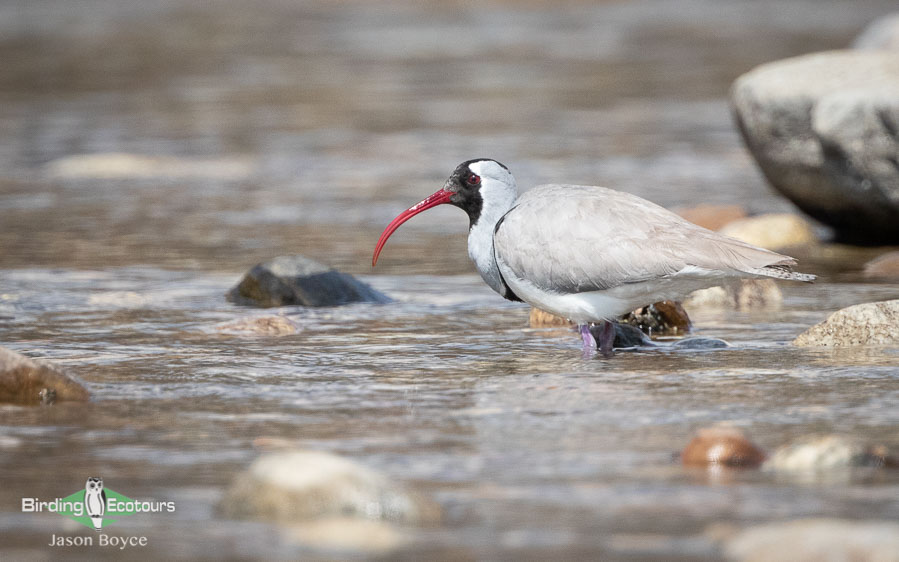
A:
681 427 766 468
672 337 730 349
793 299 899 347
228 256 391 307
620 300 691 337
609 323 653 348
853 12 899 50
0 347 90 405
732 51 899 242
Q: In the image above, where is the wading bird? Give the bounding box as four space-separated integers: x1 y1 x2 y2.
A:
372 159 814 355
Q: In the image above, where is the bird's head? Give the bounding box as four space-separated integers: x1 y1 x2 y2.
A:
372 159 514 266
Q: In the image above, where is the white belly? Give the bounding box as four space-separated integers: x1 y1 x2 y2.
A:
501 266 727 324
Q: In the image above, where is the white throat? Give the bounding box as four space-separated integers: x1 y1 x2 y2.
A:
465 161 518 297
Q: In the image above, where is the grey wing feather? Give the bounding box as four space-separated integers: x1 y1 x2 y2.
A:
494 184 814 293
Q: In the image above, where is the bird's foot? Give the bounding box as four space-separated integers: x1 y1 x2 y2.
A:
579 322 616 357
578 324 597 356
596 320 616 358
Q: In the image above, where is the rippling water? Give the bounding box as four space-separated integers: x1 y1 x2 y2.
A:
2 0 899 559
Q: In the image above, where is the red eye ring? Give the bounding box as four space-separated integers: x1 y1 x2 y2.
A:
467 173 481 186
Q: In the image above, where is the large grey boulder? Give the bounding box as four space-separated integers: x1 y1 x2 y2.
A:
732 51 899 242
228 255 391 307
793 299 899 347
0 347 90 405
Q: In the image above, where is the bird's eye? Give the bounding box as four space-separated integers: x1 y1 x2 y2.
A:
466 173 481 186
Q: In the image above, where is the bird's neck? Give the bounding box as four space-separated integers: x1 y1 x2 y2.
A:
467 179 518 297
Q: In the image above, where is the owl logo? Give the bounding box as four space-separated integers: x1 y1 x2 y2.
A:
83 477 106 531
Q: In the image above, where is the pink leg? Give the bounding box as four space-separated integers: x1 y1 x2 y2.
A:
578 324 596 353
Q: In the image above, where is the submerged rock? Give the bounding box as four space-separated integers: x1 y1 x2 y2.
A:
674 204 747 232
681 427 766 468
762 435 895 472
620 300 691 337
528 307 573 328
684 279 783 311
793 299 899 347
608 323 653 348
717 214 817 251
863 251 899 280
531 300 691 339
287 517 406 554
671 337 730 349
853 12 899 50
215 315 300 336
725 519 899 562
0 347 90 405
732 51 899 242
219 450 440 524
228 256 391 308
44 152 254 181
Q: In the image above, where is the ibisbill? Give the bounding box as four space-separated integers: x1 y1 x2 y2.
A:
372 159 815 355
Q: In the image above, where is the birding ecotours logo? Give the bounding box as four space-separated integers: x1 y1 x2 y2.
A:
21 477 176 530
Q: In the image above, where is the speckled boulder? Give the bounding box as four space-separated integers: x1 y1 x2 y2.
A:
228 255 391 307
732 51 899 242
762 435 893 472
793 299 899 347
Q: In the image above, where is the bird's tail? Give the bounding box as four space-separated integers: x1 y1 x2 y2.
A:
754 262 816 283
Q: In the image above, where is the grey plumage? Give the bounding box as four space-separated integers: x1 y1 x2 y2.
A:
494 184 814 296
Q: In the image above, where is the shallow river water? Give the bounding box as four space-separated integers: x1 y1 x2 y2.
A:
2 0 899 560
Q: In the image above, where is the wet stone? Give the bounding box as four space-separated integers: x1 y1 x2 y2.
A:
609 323 653 348
674 204 747 231
863 251 899 280
671 337 730 349
620 300 691 337
762 435 896 472
218 450 440 524
0 346 90 406
681 427 766 468
725 518 899 562
717 214 817 251
684 279 783 311
732 51 899 242
228 255 391 308
215 315 300 336
793 299 899 347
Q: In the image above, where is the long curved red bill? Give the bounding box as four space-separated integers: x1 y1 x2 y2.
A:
372 189 453 266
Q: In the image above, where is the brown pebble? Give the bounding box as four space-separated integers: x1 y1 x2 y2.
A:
674 204 747 231
681 427 766 468
863 251 899 280
528 307 573 328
